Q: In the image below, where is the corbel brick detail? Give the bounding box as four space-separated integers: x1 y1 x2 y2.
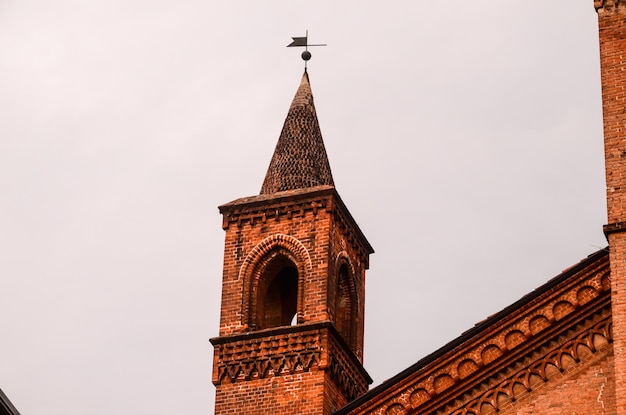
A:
210 323 370 413
338 251 611 415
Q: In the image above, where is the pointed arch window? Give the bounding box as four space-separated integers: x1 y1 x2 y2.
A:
256 255 299 329
335 262 356 348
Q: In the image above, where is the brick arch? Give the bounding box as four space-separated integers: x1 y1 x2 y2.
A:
239 234 312 330
600 271 611 291
553 300 576 320
409 388 431 408
334 252 359 351
504 329 526 350
457 358 479 379
385 403 406 415
481 344 503 365
528 314 551 335
433 373 454 394
577 285 599 306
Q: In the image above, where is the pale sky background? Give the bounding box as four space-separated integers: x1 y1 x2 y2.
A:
0 1 608 414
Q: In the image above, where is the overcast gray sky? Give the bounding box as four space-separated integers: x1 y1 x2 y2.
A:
0 1 608 414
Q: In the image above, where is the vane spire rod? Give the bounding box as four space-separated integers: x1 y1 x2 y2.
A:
287 30 326 69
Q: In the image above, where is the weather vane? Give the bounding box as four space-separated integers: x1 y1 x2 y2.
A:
287 30 327 70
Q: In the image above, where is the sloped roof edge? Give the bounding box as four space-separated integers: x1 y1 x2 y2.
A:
335 247 609 414
0 389 21 415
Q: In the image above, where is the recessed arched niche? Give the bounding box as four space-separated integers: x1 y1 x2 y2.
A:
553 300 575 321
385 403 405 415
409 388 431 408
457 359 479 379
528 315 550 335
504 329 526 350
576 285 598 306
334 254 358 352
336 263 353 339
481 344 503 365
239 234 311 332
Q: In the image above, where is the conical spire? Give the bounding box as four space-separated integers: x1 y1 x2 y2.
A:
260 71 334 194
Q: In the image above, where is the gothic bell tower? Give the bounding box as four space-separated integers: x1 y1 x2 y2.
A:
210 71 373 415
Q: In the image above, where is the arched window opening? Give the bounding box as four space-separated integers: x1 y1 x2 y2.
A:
257 255 298 329
336 263 354 344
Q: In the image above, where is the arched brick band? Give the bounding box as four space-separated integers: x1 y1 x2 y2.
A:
595 0 623 11
239 234 312 329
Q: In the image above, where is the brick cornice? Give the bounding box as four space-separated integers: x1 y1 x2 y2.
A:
446 312 612 414
595 0 625 12
219 185 374 264
336 249 610 415
211 322 372 399
603 221 626 237
429 300 611 415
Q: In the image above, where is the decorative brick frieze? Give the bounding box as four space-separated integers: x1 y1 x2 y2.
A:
211 322 371 398
345 302 611 415
443 307 612 415
211 325 322 385
219 186 373 267
328 329 371 401
221 197 328 230
337 250 610 415
595 0 624 11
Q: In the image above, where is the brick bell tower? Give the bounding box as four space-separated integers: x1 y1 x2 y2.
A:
210 71 373 415
597 1 626 414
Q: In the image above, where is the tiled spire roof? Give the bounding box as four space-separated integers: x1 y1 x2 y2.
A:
260 71 334 195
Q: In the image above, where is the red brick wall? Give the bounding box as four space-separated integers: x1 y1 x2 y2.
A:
498 348 615 415
217 189 369 356
596 1 626 414
213 189 371 415
218 205 333 335
214 371 326 415
214 370 356 415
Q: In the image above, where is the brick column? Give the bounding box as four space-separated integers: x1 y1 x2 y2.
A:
596 1 626 413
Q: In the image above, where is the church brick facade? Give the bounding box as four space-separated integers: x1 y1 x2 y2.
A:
211 2 626 414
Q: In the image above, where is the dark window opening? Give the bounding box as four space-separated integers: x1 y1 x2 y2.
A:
257 256 298 329
336 264 353 343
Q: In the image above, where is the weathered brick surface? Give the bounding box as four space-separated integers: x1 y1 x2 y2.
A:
597 1 626 414
212 67 373 415
214 371 326 415
214 370 359 415
217 187 371 354
336 251 613 415
498 348 615 415
212 185 372 414
211 4 626 413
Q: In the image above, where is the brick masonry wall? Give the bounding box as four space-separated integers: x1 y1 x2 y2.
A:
596 1 626 414
214 371 326 415
213 188 371 415
214 370 354 415
218 206 333 335
498 347 615 415
217 189 369 356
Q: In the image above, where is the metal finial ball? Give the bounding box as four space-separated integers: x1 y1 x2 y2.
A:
301 51 312 61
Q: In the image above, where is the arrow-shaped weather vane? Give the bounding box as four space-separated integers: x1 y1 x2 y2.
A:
287 30 327 69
